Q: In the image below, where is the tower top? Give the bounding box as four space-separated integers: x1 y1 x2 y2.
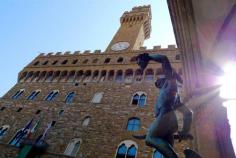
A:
120 5 152 39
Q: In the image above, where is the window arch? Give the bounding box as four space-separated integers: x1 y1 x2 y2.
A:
83 70 91 82
82 116 91 127
64 138 81 157
19 72 28 82
12 89 24 100
25 71 33 82
52 71 60 82
130 56 137 63
61 60 68 65
72 59 78 64
52 60 58 65
108 70 114 81
115 140 138 158
125 69 134 83
65 92 75 103
116 70 123 82
117 57 124 63
67 71 76 82
0 125 10 140
131 92 147 107
92 70 99 81
82 59 89 64
38 71 46 82
134 69 142 82
59 71 68 82
153 150 164 158
92 58 98 63
32 71 40 82
100 70 107 82
91 92 104 103
45 90 59 101
104 58 111 64
42 60 49 65
33 61 40 66
127 118 141 131
145 69 154 81
45 71 53 82
76 70 83 82
27 90 41 100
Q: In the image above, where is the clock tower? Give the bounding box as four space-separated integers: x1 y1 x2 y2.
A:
106 5 152 53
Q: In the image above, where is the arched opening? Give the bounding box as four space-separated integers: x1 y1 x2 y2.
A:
45 90 59 101
104 58 111 64
42 60 49 65
117 57 124 63
145 69 154 81
175 54 181 60
83 70 92 82
72 59 78 64
59 71 68 82
75 70 83 82
45 71 53 82
33 61 40 66
27 90 41 100
64 138 81 157
82 59 89 64
65 92 75 104
25 71 34 82
92 70 99 82
82 116 91 127
52 71 60 82
100 70 107 82
91 92 104 103
0 125 10 140
131 92 147 107
52 60 58 65
134 69 142 82
38 71 46 82
19 71 28 82
125 69 133 83
130 56 137 63
12 89 24 100
31 71 40 82
115 70 123 82
127 117 141 131
61 60 68 65
108 70 114 81
67 71 76 82
92 58 98 64
115 140 138 158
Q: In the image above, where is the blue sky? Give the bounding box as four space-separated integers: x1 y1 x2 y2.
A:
0 0 175 97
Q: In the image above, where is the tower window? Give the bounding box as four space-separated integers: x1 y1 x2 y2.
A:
91 92 104 103
0 125 10 140
117 57 124 63
65 92 75 104
82 59 89 64
145 69 154 81
67 71 76 82
175 54 181 60
92 58 98 63
72 59 78 64
125 69 133 83
61 60 68 65
64 138 81 157
131 92 147 107
42 60 49 65
104 58 111 64
45 71 53 82
100 70 107 82
116 144 127 158
33 61 40 66
12 89 24 100
134 69 142 82
83 70 92 82
82 116 91 127
92 70 99 81
108 70 114 81
115 70 123 82
127 117 141 131
52 60 58 65
45 90 59 101
27 90 41 100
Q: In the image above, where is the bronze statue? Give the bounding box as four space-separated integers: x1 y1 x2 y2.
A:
134 53 201 158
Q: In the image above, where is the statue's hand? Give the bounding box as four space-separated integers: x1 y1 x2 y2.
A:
136 53 150 74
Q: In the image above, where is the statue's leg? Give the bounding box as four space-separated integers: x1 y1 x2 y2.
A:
145 111 178 158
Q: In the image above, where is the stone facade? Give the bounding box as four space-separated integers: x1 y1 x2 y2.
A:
0 5 189 158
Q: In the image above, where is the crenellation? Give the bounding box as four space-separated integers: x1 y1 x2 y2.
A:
56 52 62 55
47 52 54 56
168 44 176 49
74 50 80 54
153 45 161 50
83 50 91 54
140 46 147 50
94 50 101 54
38 53 45 57
64 51 71 55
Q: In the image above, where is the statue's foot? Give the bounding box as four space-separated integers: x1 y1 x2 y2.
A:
184 149 202 158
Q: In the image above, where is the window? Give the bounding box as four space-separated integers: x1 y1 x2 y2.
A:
83 59 89 64
45 90 59 101
175 54 181 60
52 60 58 65
12 89 24 100
65 92 75 103
16 107 23 112
59 71 68 82
92 70 99 81
52 71 60 82
32 71 40 82
82 116 91 127
108 70 114 81
91 92 104 103
38 71 46 82
83 70 91 82
61 60 68 65
72 59 78 64
153 150 164 158
24 72 33 82
130 56 137 63
117 57 124 63
145 69 154 81
64 138 81 157
134 69 142 82
115 140 138 158
125 69 133 83
92 58 98 63
33 61 40 66
76 71 83 82
100 70 106 82
42 60 49 65
59 109 64 116
116 70 123 82
45 71 53 82
27 90 40 100
67 71 76 82
104 58 111 64
131 92 147 107
0 125 9 140
127 118 140 131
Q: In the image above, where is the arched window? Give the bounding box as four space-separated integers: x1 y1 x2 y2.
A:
33 61 40 66
92 70 99 81
59 71 68 82
38 71 46 82
19 72 28 82
52 60 58 65
42 60 49 65
52 71 60 82
0 125 9 140
115 140 138 158
125 69 133 83
117 57 124 63
100 70 106 82
82 59 89 64
67 71 76 82
130 56 136 63
72 59 78 64
64 138 81 157
131 92 147 107
116 70 123 82
175 54 181 60
153 150 164 158
12 89 24 100
145 69 154 81
27 90 41 100
92 58 98 63
135 69 142 82
76 70 83 82
65 92 75 103
45 90 59 101
82 116 91 127
83 70 91 82
31 71 40 82
61 60 68 65
104 58 111 64
45 71 53 82
25 72 33 82
91 92 104 103
127 118 141 131
108 70 114 81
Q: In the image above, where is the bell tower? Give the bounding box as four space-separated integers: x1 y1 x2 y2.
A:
105 5 152 53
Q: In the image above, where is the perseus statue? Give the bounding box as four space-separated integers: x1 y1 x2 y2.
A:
134 53 201 158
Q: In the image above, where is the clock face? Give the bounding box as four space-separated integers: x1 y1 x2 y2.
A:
111 42 130 51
